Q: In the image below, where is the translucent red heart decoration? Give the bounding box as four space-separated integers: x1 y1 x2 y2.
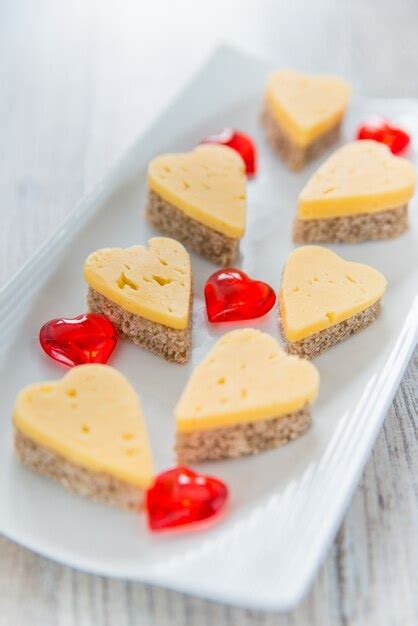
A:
202 129 257 176
205 268 276 323
146 467 228 531
39 313 118 367
356 117 410 155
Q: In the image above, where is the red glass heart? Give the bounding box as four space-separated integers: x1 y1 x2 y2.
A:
39 313 118 367
202 129 257 176
205 268 276 323
146 466 228 531
356 117 410 155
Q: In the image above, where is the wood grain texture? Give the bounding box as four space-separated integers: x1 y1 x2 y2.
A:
0 1 417 624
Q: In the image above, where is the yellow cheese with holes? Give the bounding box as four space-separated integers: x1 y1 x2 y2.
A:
175 329 319 432
148 144 246 238
13 365 154 488
265 70 350 146
298 141 416 219
84 237 191 330
280 246 387 342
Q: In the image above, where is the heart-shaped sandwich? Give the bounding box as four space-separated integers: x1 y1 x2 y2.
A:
204 268 276 322
261 69 350 171
175 329 319 462
279 246 387 358
13 364 154 510
84 237 192 363
294 141 416 243
146 144 246 265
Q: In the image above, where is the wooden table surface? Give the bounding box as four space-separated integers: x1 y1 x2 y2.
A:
1 1 417 624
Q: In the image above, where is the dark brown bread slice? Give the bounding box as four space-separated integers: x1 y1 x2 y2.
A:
14 428 143 511
293 205 408 244
88 286 192 364
146 189 238 266
260 107 341 172
176 407 311 463
279 300 381 360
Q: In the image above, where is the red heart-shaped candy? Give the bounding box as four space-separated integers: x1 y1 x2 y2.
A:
356 117 410 155
205 268 276 323
146 467 228 531
202 129 257 176
39 313 118 367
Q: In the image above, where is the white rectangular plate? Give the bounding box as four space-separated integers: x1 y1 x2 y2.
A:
0 46 417 612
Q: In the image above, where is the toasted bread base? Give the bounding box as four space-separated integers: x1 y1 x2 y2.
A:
293 205 408 244
260 107 341 171
146 189 238 266
279 300 381 359
176 407 311 463
14 428 143 511
87 286 192 364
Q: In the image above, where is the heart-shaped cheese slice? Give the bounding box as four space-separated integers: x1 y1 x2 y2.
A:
175 329 319 432
280 246 387 342
298 141 416 219
265 70 350 146
13 365 154 488
148 144 246 238
84 237 191 330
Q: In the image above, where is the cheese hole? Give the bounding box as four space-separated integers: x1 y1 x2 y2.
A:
326 312 335 322
153 275 172 287
323 186 336 194
175 268 186 275
117 273 139 291
124 264 131 270
41 386 53 393
159 258 168 266
346 275 357 284
220 398 228 404
81 424 90 435
164 166 171 173
293 287 300 293
182 180 191 190
122 433 134 441
67 389 77 397
125 447 139 457
240 363 246 370
241 388 248 398
217 377 226 385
